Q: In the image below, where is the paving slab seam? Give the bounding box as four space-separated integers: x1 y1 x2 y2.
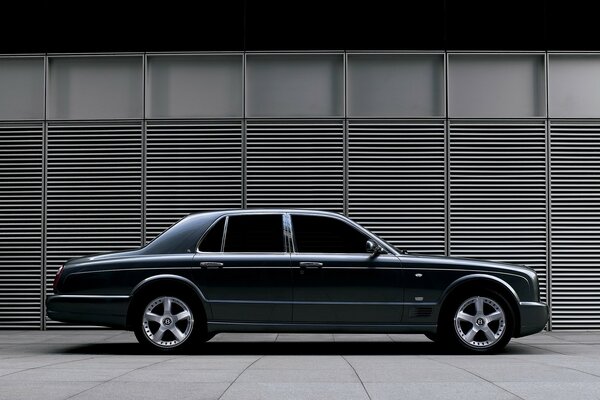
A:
503 355 600 380
513 342 568 355
0 356 98 379
341 355 372 400
216 355 264 400
62 355 178 400
426 356 527 400
544 333 595 344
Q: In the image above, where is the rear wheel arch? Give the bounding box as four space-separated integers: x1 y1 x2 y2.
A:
126 275 210 330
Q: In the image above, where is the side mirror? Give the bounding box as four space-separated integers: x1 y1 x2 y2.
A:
366 239 382 256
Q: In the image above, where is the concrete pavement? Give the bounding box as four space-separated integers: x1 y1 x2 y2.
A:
0 330 599 399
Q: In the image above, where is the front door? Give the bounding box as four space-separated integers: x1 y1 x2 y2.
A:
289 214 403 324
193 213 292 323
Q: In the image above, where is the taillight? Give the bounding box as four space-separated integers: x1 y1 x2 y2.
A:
53 265 64 292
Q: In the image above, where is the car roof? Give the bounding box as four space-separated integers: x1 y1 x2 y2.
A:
187 209 343 218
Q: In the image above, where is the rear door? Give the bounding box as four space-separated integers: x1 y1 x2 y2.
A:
289 214 403 324
193 213 292 323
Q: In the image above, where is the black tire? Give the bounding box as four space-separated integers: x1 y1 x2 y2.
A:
424 333 439 342
440 289 514 354
132 291 208 353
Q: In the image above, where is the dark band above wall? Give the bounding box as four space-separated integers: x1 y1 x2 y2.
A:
2 0 598 53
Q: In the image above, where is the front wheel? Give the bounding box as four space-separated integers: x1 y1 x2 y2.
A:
444 292 514 354
133 294 203 353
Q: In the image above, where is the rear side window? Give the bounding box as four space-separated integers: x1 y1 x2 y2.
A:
224 214 284 252
291 215 369 253
198 217 225 252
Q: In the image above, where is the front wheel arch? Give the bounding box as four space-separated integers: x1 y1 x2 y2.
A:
437 277 521 338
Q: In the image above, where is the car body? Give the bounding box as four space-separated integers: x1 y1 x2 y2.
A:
47 209 548 353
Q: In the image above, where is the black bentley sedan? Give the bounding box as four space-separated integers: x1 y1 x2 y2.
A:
47 209 548 353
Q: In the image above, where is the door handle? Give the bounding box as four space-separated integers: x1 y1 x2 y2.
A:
299 262 323 268
200 261 223 269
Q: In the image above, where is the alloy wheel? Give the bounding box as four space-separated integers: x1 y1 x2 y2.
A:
453 296 506 349
142 296 194 348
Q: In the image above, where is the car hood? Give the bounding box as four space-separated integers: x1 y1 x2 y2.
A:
400 252 537 279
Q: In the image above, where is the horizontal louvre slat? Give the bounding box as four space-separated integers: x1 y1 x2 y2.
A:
449 121 548 303
246 121 344 212
550 121 600 330
0 123 42 329
348 120 446 254
145 121 242 242
46 122 142 328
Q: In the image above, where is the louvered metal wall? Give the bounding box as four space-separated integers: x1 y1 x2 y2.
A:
0 123 43 328
246 120 345 212
145 121 243 242
348 120 446 254
550 121 600 329
46 122 143 327
449 121 548 302
6 53 600 332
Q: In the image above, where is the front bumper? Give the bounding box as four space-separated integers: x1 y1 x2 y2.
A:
516 301 549 337
46 294 130 328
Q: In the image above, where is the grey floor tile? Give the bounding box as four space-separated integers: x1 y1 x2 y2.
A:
0 367 131 382
366 382 520 400
498 382 600 400
0 381 99 400
69 381 229 400
114 368 239 383
252 355 349 370
220 382 369 400
236 367 359 383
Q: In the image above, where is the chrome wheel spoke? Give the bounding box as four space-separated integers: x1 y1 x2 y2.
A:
163 297 173 314
474 297 484 314
464 328 478 342
481 326 496 342
154 326 167 342
170 327 185 341
487 310 503 322
456 311 475 324
144 311 162 323
174 310 191 322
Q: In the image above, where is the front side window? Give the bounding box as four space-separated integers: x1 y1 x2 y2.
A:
224 214 285 252
291 215 369 253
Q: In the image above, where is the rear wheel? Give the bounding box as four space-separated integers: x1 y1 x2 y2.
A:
133 293 206 353
442 291 514 354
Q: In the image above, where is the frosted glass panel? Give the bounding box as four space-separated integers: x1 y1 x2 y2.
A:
147 55 243 118
449 54 545 117
0 58 44 119
348 54 444 117
246 54 343 117
48 56 143 119
549 55 600 118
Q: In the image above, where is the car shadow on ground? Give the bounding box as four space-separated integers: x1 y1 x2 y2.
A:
60 340 545 356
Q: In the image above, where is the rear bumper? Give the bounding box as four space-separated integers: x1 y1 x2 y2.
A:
516 301 549 337
46 294 130 328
